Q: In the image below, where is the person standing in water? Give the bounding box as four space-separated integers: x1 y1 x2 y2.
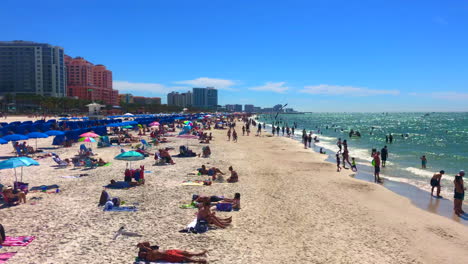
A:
453 170 465 216
421 155 427 169
430 170 445 197
272 125 275 136
372 151 381 183
337 138 342 152
276 126 280 135
381 146 388 167
389 133 393 143
308 132 312 148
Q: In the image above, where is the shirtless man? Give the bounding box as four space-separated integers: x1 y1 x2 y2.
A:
373 152 381 183
137 242 207 263
430 170 444 197
2 187 26 204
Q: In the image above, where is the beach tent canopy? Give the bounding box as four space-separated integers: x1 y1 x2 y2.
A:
123 113 134 116
0 138 8 144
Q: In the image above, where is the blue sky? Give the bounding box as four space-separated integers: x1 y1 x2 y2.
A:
1 0 468 111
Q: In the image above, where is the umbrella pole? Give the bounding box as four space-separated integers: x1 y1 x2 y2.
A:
36 138 38 151
14 168 17 184
21 167 23 182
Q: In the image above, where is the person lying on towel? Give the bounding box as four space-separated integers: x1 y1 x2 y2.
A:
137 242 207 263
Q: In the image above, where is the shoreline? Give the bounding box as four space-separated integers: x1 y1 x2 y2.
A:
261 121 467 225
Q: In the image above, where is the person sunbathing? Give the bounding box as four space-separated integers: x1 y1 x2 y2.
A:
2 187 27 204
137 242 207 263
227 166 238 183
219 193 241 210
197 201 231 228
97 158 107 166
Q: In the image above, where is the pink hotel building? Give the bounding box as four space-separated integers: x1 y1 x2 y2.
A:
64 55 119 105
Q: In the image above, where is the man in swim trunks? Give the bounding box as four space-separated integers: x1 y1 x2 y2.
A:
430 170 444 197
381 146 388 167
453 170 466 216
137 242 207 263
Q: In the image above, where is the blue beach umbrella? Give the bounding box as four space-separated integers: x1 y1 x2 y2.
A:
2 134 29 142
27 132 50 150
59 117 69 121
0 156 39 182
0 138 8 144
45 130 65 136
70 117 80 120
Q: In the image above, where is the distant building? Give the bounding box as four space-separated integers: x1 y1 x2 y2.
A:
244 104 254 113
253 106 262 113
284 108 296 113
225 104 235 112
192 87 218 109
273 104 283 112
65 55 118 105
133 96 161 105
0 40 66 97
167 91 192 107
262 108 274 113
234 104 242 112
120 93 134 104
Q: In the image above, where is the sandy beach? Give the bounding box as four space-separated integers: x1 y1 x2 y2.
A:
0 116 467 264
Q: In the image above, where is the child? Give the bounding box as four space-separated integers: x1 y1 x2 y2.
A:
420 155 427 169
351 157 357 172
336 153 341 172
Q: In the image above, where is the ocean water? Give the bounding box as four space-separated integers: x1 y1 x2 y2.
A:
258 112 468 198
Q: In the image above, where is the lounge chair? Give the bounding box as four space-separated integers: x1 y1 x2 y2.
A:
98 136 111 148
53 157 69 167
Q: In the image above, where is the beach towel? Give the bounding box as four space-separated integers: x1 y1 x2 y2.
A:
104 182 133 189
180 218 209 234
60 176 79 179
181 181 204 186
30 185 59 191
179 202 197 209
103 206 137 212
0 252 16 264
1 236 35 247
100 162 112 167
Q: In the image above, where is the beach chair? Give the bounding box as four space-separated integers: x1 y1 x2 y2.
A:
53 157 69 167
98 136 111 148
140 139 152 150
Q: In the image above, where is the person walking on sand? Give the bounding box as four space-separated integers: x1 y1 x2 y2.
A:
453 170 466 216
282 126 285 136
272 125 275 136
227 129 231 141
421 155 427 169
276 126 280 136
430 170 445 197
381 146 388 167
337 138 342 152
336 153 341 172
232 129 238 143
372 151 381 183
256 123 262 136
242 126 245 136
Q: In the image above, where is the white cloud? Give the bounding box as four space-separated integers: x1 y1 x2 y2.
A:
174 77 237 90
249 82 290 93
300 84 399 96
114 81 187 95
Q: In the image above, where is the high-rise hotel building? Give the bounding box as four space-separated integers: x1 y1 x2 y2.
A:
0 40 66 97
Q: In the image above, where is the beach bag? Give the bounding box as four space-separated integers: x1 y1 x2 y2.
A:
194 220 209 233
112 197 121 207
104 200 114 210
216 203 233 212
